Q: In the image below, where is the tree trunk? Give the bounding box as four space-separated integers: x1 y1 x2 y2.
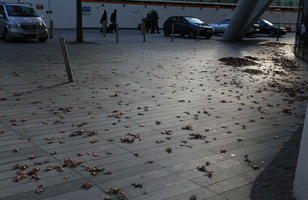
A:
76 0 83 43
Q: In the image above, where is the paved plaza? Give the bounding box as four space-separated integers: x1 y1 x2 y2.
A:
0 30 307 200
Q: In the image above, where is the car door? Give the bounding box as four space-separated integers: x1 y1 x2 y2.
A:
257 20 266 34
175 17 188 35
166 17 176 34
0 5 5 36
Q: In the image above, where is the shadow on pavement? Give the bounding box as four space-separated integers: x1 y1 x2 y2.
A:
15 82 70 96
250 129 303 200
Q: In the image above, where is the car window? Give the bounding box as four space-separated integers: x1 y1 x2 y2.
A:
169 17 176 23
177 17 187 24
224 19 231 24
220 19 230 24
0 5 5 16
6 5 39 17
258 20 264 25
186 17 205 25
263 20 273 26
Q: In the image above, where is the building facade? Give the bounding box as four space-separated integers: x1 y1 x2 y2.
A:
3 0 299 29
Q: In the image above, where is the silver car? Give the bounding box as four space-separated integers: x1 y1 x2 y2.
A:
0 2 48 42
210 19 259 36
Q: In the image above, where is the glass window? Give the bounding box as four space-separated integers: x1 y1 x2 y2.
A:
177 17 187 23
185 17 205 24
169 17 176 23
262 20 273 26
220 19 231 24
6 5 39 17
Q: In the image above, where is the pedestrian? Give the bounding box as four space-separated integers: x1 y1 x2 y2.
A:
145 12 151 33
110 9 117 33
151 10 160 34
100 10 107 32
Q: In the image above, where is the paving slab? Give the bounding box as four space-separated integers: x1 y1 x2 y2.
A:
0 30 307 200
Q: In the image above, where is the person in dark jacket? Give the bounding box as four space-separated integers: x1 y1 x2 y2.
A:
145 12 151 33
150 10 159 34
110 9 117 33
100 10 107 32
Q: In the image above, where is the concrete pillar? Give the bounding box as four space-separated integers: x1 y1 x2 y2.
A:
223 0 259 41
239 0 273 39
293 105 308 200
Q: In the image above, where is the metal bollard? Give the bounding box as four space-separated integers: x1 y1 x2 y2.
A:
59 37 74 82
116 23 119 43
49 20 54 39
36 23 40 43
171 23 175 42
103 20 107 37
197 24 200 41
276 23 280 41
142 20 146 42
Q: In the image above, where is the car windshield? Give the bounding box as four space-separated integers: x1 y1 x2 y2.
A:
185 17 206 25
6 5 39 17
262 20 273 26
220 19 231 24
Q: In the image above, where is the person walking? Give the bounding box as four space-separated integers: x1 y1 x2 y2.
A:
151 10 160 34
100 10 107 32
145 12 151 33
110 9 117 33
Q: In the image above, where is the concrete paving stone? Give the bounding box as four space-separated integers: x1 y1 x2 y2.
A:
0 149 48 166
157 148 215 167
227 140 282 158
170 154 225 173
40 187 106 200
85 160 161 185
98 169 171 189
105 173 186 198
132 179 200 200
221 184 252 200
0 30 306 200
206 176 252 194
0 165 77 189
205 194 229 200
165 187 216 200
187 160 252 187
0 171 83 199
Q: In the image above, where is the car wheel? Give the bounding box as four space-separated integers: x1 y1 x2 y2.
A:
4 29 10 41
39 37 48 43
180 34 185 38
164 27 170 36
205 35 212 39
189 30 196 39
269 30 276 37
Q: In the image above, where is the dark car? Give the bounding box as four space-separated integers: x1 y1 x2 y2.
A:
257 19 287 37
163 16 214 39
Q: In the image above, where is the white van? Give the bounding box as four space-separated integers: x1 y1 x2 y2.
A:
0 2 48 42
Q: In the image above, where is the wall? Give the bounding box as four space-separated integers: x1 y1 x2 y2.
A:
81 3 235 29
2 0 298 29
293 105 308 200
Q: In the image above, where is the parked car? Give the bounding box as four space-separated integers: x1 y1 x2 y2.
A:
163 16 214 39
209 19 259 36
256 19 287 37
0 2 48 42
